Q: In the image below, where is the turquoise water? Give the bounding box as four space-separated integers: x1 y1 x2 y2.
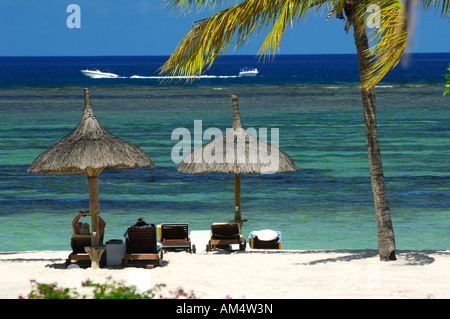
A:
0 55 449 251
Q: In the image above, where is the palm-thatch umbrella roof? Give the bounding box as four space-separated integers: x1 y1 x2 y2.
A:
28 88 155 268
178 95 297 229
28 88 155 175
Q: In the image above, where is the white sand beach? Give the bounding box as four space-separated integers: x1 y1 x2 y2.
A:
1 249 449 299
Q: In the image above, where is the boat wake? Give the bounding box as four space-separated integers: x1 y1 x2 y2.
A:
83 72 243 80
128 74 240 79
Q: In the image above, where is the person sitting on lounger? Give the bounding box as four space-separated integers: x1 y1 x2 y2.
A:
72 211 106 238
123 217 156 239
132 217 155 229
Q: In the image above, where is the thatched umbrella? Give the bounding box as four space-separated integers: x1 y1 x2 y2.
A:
28 88 155 268
178 95 297 230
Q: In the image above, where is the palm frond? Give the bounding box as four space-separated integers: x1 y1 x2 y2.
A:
160 0 334 79
355 0 408 88
419 0 450 17
162 0 231 14
159 0 287 79
258 0 336 58
258 1 306 58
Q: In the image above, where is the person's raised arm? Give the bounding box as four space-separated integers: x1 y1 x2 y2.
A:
72 211 83 234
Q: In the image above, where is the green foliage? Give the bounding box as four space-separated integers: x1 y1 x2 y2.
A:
22 280 79 299
82 278 160 299
357 0 408 89
160 0 414 89
444 64 450 96
20 277 199 299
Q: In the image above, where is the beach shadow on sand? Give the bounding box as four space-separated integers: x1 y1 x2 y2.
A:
44 257 170 270
304 249 450 266
245 249 449 266
2 249 448 269
0 252 67 265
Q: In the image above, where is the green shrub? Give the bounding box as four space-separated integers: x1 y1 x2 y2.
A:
20 277 199 299
22 280 79 299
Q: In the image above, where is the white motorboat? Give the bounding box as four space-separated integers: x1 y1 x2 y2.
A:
81 69 119 79
239 67 259 76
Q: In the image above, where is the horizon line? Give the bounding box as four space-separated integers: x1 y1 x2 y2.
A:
1 52 449 58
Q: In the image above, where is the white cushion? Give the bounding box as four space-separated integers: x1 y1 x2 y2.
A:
253 229 278 241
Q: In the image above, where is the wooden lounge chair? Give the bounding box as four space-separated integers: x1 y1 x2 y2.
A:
249 230 282 250
207 223 246 252
124 227 163 267
159 223 192 253
66 235 106 267
66 235 91 266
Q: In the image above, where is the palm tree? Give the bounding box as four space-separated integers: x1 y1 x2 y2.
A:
160 0 449 261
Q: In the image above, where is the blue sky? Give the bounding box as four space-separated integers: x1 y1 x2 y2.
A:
0 0 449 56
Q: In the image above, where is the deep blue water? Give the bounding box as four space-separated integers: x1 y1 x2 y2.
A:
0 53 449 251
1 53 448 88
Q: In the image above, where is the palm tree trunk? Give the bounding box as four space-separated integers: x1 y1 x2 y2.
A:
349 4 397 261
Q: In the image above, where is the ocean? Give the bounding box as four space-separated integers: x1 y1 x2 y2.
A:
0 53 449 251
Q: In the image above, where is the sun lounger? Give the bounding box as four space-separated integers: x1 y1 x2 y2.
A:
124 227 163 267
159 223 192 253
207 223 246 252
66 235 106 267
66 235 98 266
249 230 282 249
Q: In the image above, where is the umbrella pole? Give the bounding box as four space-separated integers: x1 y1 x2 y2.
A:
233 173 245 232
87 175 100 246
233 173 248 232
234 173 241 222
86 173 104 269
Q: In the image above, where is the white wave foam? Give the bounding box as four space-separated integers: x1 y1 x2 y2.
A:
323 86 341 89
374 85 395 88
